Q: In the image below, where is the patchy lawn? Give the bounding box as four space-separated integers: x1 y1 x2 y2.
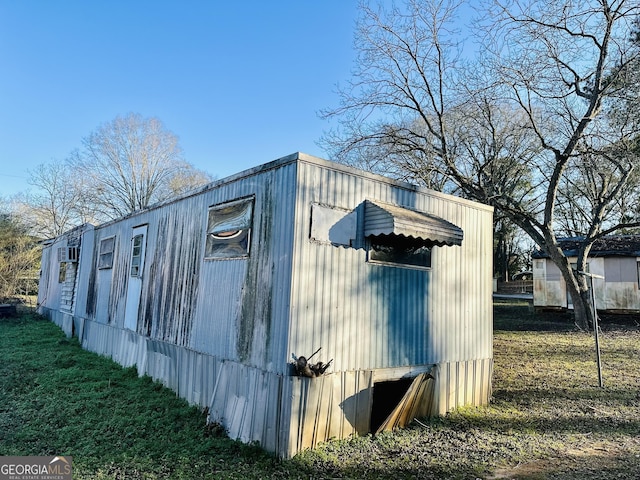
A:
1 306 639 479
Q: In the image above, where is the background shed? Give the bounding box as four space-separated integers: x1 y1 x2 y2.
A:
38 153 494 458
532 236 640 312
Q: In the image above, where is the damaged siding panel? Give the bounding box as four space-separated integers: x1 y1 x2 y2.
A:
177 347 220 407
208 361 283 453
81 320 220 409
376 371 436 433
284 370 373 458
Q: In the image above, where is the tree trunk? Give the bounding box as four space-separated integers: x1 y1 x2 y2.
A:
547 247 594 330
562 269 594 331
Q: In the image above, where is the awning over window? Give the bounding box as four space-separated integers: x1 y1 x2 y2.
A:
364 200 463 247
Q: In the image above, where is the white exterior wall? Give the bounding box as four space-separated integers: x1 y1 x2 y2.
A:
533 256 640 311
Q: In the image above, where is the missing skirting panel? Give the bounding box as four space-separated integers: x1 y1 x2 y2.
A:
369 377 415 433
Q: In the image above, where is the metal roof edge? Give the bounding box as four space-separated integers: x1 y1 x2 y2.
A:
90 151 492 231
295 153 494 214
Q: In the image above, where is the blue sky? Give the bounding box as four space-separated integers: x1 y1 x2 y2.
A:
0 1 359 197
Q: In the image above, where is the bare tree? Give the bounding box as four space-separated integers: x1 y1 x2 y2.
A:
69 113 213 220
322 0 640 328
0 210 40 300
12 161 99 239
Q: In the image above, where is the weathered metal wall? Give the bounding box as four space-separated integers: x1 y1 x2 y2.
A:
602 257 640 310
283 370 373 458
38 224 94 317
288 158 494 372
38 153 494 459
78 159 297 372
186 160 297 371
534 256 640 311
38 240 59 312
37 158 300 457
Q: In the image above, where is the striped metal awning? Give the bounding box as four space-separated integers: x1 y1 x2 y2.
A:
364 200 463 247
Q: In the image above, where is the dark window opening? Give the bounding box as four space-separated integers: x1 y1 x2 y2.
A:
58 262 66 283
369 377 414 433
368 234 432 270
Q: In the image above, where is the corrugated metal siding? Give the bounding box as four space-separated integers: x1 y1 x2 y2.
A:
208 361 284 452
284 370 373 458
79 319 221 408
188 162 297 371
434 358 493 415
289 160 494 372
80 160 297 373
38 154 494 458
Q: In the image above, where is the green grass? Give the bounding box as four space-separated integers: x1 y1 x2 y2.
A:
1 307 639 479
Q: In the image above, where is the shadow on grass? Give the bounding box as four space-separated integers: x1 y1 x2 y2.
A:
494 301 640 333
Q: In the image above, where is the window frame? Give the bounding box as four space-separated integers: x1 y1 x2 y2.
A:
129 234 144 277
58 262 67 283
366 234 433 271
98 236 116 270
204 196 255 260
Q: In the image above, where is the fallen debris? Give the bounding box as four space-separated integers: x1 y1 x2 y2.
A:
291 347 333 377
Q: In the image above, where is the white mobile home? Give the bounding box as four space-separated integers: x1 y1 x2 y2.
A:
533 236 640 312
38 153 493 458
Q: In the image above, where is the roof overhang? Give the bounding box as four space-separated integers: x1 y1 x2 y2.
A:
363 200 463 247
